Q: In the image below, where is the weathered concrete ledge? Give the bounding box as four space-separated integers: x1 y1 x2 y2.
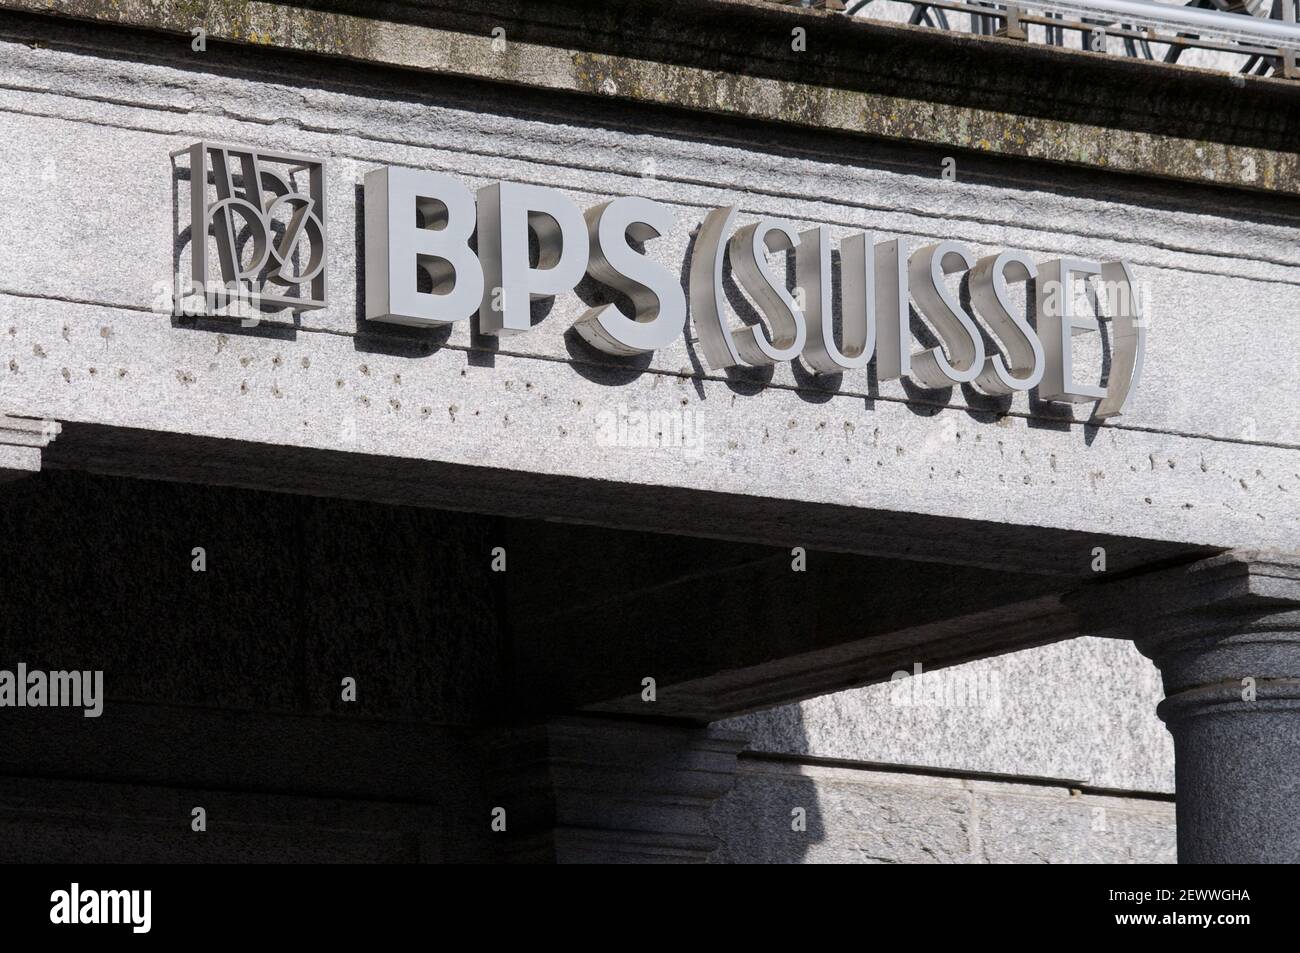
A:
6 0 1299 194
0 413 58 481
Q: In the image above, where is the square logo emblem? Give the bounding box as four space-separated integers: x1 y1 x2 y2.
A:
180 141 327 317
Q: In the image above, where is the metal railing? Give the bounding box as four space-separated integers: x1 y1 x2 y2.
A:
834 0 1300 77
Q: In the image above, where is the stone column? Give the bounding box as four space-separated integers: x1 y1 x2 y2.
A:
1121 551 1300 863
485 716 747 863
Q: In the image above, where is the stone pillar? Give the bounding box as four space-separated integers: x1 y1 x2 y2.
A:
485 716 747 863
1123 551 1300 863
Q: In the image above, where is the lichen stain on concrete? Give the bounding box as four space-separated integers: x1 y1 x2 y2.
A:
25 0 1300 194
574 51 763 118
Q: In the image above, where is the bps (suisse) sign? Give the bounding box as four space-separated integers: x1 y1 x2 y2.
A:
180 143 1144 419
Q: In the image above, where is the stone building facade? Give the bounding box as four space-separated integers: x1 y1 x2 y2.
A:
0 0 1296 862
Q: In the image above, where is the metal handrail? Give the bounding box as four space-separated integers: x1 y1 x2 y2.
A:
839 0 1300 76
1011 0 1298 45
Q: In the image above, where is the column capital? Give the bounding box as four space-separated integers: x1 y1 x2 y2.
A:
1100 549 1300 621
1101 550 1300 696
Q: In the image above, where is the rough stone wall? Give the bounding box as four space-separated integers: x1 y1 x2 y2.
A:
0 470 508 863
709 756 1176 864
714 635 1178 862
725 636 1175 794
